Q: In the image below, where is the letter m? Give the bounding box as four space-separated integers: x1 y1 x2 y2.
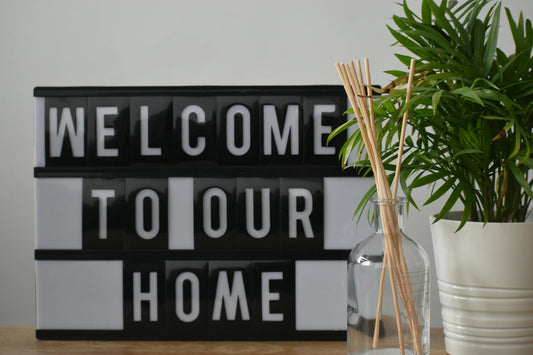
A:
212 271 250 321
263 104 299 155
49 107 85 157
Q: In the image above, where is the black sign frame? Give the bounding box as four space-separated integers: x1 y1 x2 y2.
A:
34 86 366 341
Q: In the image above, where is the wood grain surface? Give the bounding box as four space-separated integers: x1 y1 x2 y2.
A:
0 327 446 354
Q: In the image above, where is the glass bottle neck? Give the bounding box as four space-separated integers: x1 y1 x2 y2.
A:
372 198 406 234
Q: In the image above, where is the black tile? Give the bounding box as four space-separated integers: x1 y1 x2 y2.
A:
125 178 168 250
236 178 280 250
194 178 236 250
87 97 130 166
130 97 172 164
82 178 125 250
44 97 88 166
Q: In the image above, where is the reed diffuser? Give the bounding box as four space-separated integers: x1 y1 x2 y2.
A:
334 59 430 355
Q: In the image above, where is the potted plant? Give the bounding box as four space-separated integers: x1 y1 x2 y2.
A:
331 0 533 354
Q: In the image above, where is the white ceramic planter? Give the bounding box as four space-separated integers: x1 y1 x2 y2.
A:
431 213 533 355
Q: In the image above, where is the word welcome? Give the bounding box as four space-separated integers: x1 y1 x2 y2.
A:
36 89 346 167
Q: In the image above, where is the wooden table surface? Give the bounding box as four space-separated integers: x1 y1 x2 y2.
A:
0 327 446 354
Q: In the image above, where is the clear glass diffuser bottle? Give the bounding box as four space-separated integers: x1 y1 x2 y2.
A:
347 198 430 355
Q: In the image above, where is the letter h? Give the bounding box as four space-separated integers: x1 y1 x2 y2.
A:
133 271 158 322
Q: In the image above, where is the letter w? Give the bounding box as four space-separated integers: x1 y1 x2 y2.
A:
49 107 85 157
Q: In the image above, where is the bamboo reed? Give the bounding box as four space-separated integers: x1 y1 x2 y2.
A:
364 58 377 139
335 58 422 355
372 251 387 347
392 59 416 198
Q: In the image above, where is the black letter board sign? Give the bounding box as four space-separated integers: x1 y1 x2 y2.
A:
34 86 373 340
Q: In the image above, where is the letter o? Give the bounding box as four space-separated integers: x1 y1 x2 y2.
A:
226 104 251 156
135 188 160 240
203 187 227 238
175 272 200 323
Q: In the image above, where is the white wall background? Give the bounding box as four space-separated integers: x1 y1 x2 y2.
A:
1 0 532 328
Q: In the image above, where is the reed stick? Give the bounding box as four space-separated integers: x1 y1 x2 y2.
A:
364 58 377 139
392 58 416 198
336 58 422 355
372 251 387 347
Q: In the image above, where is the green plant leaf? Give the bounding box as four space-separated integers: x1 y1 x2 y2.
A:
395 53 414 67
341 132 359 167
471 78 500 90
434 182 464 221
482 115 511 121
483 3 501 76
410 171 449 188
388 25 422 50
522 158 533 169
327 119 357 144
452 87 484 105
385 70 407 78
402 0 417 21
509 163 533 199
432 90 444 115
421 0 432 24
509 124 522 159
428 0 460 43
458 188 476 229
354 184 378 225
405 24 456 52
399 167 419 209
506 8 525 53
454 148 483 157
475 88 505 102
424 178 456 205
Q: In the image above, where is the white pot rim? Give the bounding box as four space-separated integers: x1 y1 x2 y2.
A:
431 211 533 226
431 213 533 288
